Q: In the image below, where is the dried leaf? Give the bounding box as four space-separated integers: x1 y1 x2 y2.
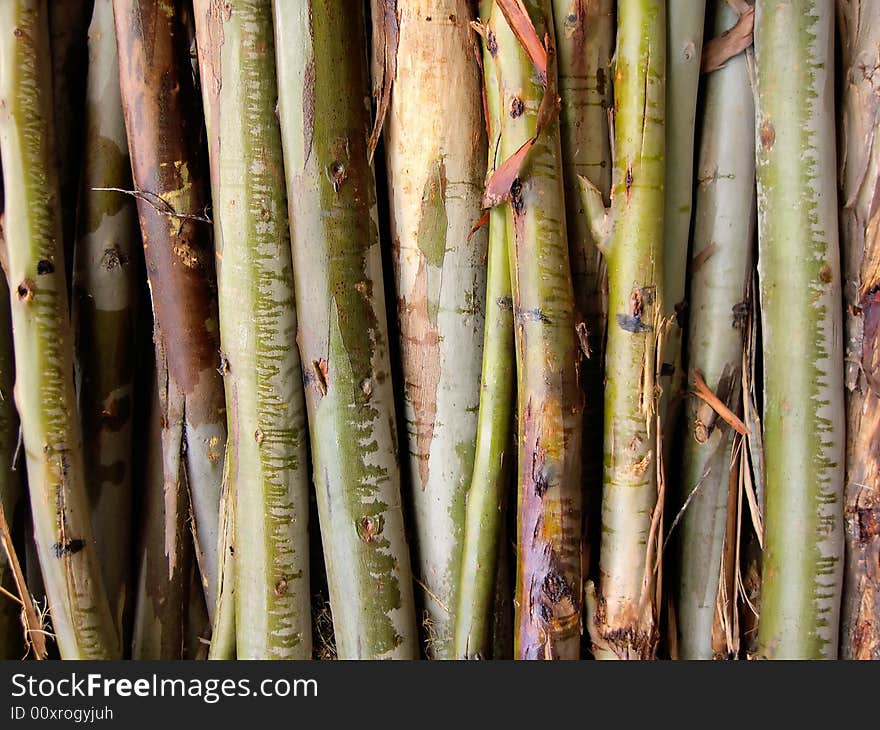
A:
691 370 748 435
496 0 547 82
701 7 754 73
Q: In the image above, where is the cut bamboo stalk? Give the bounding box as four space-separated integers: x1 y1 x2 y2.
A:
72 0 139 642
0 167 26 659
194 0 312 659
374 0 488 658
753 0 845 659
489 0 584 660
676 0 755 660
837 0 880 660
581 0 666 660
551 0 613 551
275 0 418 659
453 0 516 661
0 0 118 659
113 0 227 612
659 0 705 429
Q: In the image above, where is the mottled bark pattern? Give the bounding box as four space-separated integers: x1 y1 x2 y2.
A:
838 0 880 660
490 1 584 660
0 0 118 659
379 0 488 657
73 0 139 641
194 0 312 659
754 0 845 659
275 0 418 659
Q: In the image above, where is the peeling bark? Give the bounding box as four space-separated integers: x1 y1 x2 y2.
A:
376 0 488 658
837 0 880 660
113 0 227 612
490 0 584 660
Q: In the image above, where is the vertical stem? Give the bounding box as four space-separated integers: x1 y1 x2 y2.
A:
73 0 139 642
676 0 755 659
0 0 118 659
659 0 705 429
491 0 584 660
753 0 845 659
837 0 880 661
453 0 517 661
376 0 489 658
275 0 419 659
551 1 613 558
587 0 665 660
113 0 227 612
194 0 312 659
0 166 25 659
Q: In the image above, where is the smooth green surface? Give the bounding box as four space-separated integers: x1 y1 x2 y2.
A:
453 0 516 660
676 0 755 659
754 0 844 659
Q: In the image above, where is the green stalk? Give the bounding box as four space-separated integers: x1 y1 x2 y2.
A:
551 0 613 550
72 0 139 641
659 0 705 429
0 167 25 659
838 0 880 661
0 0 118 659
676 0 755 660
454 0 516 660
194 0 312 659
114 0 227 612
753 0 844 659
274 0 418 659
131 359 188 659
375 0 488 658
581 0 665 660
491 0 584 660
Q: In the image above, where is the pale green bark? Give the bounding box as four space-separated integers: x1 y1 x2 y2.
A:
0 0 118 659
195 0 312 659
275 0 418 659
676 0 755 660
753 0 844 659
660 0 705 430
582 0 665 660
454 0 516 660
